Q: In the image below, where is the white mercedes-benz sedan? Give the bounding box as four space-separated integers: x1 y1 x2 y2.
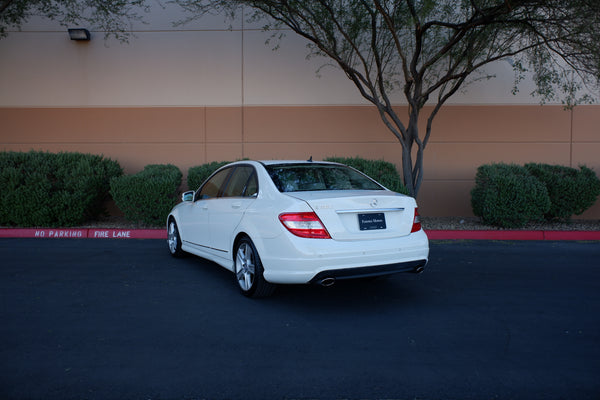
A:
167 160 429 297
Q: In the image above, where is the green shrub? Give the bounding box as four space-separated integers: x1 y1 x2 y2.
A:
525 163 600 221
471 163 551 228
110 164 182 226
0 151 122 227
187 161 231 191
324 156 409 195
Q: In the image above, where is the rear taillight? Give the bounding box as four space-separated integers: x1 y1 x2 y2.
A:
279 212 331 239
411 208 422 233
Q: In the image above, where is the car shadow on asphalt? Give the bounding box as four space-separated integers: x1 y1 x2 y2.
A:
181 252 425 312
275 276 424 309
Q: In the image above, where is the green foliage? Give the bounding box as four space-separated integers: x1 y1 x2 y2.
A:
187 161 231 191
110 164 182 226
472 162 600 228
525 163 600 221
0 151 123 227
172 0 600 198
324 156 408 195
1 0 151 41
471 163 551 229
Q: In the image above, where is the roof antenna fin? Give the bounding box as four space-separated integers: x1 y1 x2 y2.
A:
307 156 313 162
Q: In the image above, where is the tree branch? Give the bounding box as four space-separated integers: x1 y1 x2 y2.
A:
0 0 14 15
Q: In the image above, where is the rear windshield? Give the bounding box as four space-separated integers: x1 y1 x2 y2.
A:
265 163 384 193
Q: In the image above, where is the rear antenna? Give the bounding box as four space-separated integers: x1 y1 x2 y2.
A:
307 156 313 162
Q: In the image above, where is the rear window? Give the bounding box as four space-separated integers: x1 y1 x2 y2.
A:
265 163 384 193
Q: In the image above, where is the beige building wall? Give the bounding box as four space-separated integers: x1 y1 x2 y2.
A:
1 4 599 218
2 105 599 218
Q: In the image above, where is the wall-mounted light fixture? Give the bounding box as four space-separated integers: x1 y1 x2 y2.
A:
68 28 91 41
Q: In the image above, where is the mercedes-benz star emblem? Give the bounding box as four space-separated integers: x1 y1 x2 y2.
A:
370 199 378 208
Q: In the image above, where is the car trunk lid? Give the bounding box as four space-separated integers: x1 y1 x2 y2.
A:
287 190 417 240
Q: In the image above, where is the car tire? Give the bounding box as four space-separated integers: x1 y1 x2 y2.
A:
167 219 185 258
234 237 276 298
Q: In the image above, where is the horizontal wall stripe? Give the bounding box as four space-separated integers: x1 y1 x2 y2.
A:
2 104 599 218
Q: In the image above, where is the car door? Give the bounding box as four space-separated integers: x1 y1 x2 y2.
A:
207 165 258 261
179 167 233 252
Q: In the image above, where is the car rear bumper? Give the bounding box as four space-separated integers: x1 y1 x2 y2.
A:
259 229 429 284
309 258 427 284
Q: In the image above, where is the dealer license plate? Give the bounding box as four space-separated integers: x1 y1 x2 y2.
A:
358 213 386 231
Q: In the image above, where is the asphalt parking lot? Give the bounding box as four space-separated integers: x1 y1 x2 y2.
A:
1 238 599 400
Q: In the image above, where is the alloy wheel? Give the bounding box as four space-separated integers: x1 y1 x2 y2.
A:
236 242 255 291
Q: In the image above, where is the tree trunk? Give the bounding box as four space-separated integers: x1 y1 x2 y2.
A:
401 142 415 197
400 106 423 198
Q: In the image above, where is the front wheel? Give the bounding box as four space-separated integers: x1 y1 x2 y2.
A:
234 237 276 298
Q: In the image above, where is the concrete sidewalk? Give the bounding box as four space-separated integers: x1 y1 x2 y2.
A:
1 227 599 240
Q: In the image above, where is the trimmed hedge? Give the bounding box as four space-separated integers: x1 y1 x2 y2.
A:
471 163 551 228
110 164 182 226
0 151 122 227
324 156 409 194
525 163 600 221
471 162 600 228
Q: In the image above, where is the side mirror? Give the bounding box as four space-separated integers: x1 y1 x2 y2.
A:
182 191 194 202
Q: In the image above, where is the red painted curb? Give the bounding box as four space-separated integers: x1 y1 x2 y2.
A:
0 228 598 241
426 230 544 240
0 228 166 239
425 229 600 241
0 228 87 239
87 229 167 239
542 230 600 241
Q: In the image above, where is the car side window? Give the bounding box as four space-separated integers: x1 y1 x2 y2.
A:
222 166 258 198
244 171 258 197
196 167 232 200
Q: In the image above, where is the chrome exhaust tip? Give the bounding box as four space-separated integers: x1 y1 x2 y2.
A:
413 266 425 274
318 277 336 287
